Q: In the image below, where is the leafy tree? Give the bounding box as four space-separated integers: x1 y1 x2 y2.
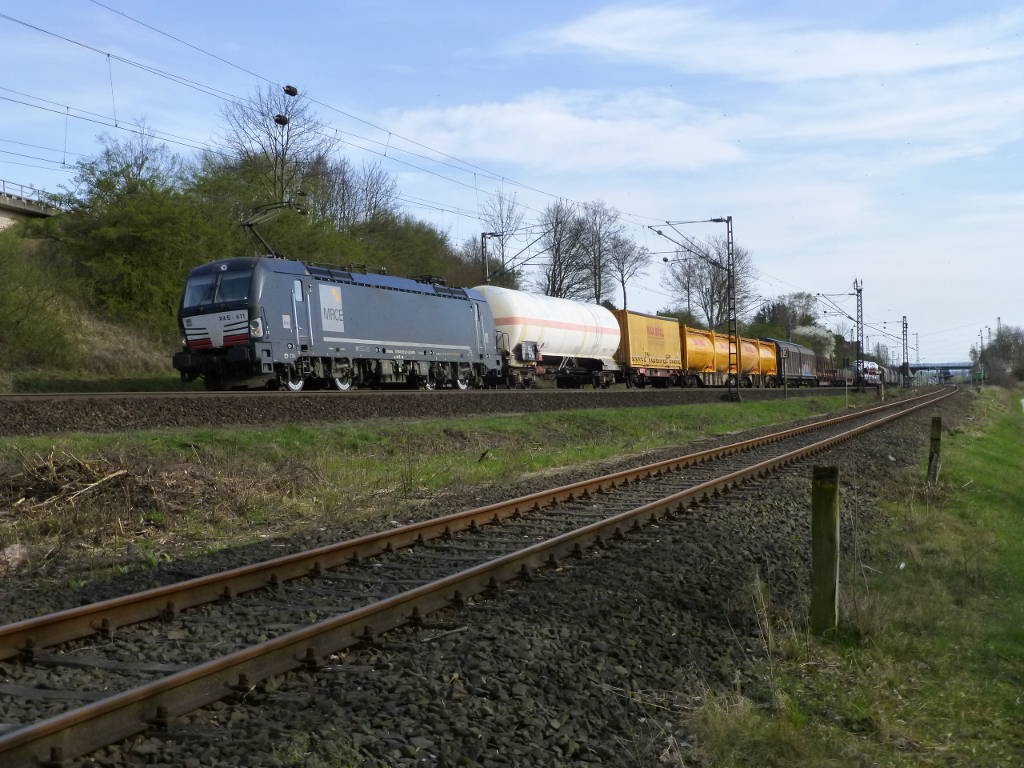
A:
979 326 1024 382
753 292 819 332
37 132 220 336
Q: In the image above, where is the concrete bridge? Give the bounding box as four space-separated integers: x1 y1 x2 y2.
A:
908 362 973 372
0 179 59 230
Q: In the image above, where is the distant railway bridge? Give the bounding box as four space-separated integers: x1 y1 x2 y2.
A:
0 179 59 230
907 362 973 372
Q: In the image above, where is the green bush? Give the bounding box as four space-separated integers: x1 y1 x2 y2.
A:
0 233 80 369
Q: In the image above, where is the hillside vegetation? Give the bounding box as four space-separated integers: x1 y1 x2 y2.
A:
1 104 513 390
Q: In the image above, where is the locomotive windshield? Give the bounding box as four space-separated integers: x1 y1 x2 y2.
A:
183 269 253 309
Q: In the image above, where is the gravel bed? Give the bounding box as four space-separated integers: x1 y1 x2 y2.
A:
0 386 850 436
0 400 924 731
78 392 964 767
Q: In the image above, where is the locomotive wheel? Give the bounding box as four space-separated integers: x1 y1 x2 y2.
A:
332 374 354 391
283 369 305 392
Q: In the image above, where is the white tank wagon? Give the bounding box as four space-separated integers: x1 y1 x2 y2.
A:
474 285 621 388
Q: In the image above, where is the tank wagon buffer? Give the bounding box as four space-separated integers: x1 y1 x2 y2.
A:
173 256 503 391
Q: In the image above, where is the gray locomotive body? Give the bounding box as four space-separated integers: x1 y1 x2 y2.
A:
173 256 502 390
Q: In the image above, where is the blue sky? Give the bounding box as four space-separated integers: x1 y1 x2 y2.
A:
3 1 1021 362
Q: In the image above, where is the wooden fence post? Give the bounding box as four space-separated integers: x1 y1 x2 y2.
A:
811 466 840 635
927 416 942 482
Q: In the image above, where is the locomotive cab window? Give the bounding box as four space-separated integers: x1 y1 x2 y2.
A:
183 269 253 308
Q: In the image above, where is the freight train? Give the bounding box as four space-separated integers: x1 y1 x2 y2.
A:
172 256 832 391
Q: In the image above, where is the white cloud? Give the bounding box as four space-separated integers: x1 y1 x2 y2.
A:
530 4 1024 82
386 89 747 172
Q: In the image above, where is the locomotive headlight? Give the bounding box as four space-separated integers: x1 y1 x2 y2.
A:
250 318 264 338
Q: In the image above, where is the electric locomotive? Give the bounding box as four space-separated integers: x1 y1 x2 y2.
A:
173 256 502 390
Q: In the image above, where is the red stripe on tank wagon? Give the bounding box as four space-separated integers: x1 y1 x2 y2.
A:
492 316 619 335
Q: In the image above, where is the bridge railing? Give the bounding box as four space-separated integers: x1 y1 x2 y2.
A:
0 179 50 205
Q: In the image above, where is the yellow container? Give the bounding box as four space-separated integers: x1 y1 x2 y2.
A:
612 310 682 370
713 333 733 373
739 339 760 374
680 326 716 371
682 328 779 379
757 340 778 377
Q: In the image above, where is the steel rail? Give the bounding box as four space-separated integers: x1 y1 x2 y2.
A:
0 388 947 662
0 388 955 766
0 389 944 661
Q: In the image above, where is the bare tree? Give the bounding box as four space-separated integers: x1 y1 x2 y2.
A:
535 200 588 299
664 235 757 330
481 192 526 277
359 160 398 221
606 235 650 310
221 85 336 201
309 157 398 230
579 200 623 304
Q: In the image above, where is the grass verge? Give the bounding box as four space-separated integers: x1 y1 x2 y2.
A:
681 386 1024 766
0 394 875 584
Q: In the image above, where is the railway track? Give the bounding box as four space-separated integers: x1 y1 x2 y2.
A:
0 387 954 766
0 386 863 437
0 385 853 401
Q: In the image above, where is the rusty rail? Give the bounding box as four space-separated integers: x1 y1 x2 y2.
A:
0 387 955 766
0 388 944 661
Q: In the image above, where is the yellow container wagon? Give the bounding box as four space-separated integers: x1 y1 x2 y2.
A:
612 310 683 388
679 326 780 387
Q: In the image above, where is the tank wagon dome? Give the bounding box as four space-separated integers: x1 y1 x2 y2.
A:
474 285 620 362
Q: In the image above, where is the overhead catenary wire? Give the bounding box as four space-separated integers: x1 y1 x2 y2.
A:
0 147 75 166
0 158 75 173
77 2 664 224
0 93 231 158
1 12 561 223
0 137 87 158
